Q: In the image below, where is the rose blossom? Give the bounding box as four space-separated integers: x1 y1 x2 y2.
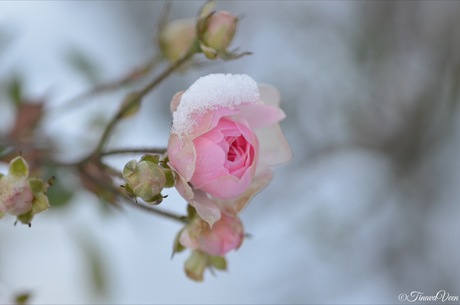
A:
167 74 291 226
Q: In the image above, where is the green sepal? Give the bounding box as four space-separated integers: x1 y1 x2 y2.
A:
184 250 208 282
163 168 175 188
31 193 50 215
122 160 137 179
140 154 160 164
171 229 186 258
28 178 47 193
143 193 164 205
9 156 29 177
17 211 33 225
210 255 227 271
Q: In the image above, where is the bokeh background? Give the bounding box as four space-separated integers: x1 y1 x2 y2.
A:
1 1 460 304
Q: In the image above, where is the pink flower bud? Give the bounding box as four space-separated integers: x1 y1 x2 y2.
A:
201 11 238 54
159 18 196 62
0 176 34 216
180 213 244 256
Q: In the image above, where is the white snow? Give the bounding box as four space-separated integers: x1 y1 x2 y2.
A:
172 73 260 135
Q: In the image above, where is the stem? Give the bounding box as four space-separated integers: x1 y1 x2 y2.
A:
123 198 187 224
93 48 196 155
101 147 167 157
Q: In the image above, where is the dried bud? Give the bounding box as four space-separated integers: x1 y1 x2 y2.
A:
159 19 196 62
122 156 167 203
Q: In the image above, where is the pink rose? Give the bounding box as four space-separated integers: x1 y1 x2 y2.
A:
168 74 291 226
180 213 244 256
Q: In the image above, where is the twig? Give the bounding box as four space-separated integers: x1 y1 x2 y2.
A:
101 147 167 157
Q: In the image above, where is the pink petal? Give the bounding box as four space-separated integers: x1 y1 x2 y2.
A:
167 134 196 181
220 169 273 215
234 104 286 130
256 123 292 172
191 137 228 187
170 91 184 113
258 84 281 107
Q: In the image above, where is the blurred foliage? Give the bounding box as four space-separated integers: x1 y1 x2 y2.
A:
66 48 101 85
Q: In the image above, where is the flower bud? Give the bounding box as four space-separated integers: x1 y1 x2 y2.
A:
179 213 244 256
159 18 196 62
122 158 167 203
0 156 51 225
201 11 237 54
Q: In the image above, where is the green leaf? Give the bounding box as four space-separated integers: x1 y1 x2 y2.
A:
9 156 29 177
210 255 227 270
8 76 23 107
0 210 4 219
171 229 186 258
140 154 160 164
16 211 33 225
44 170 74 209
66 48 100 84
14 292 32 305
0 146 15 158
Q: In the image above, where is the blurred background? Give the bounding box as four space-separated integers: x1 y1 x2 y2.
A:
1 1 460 304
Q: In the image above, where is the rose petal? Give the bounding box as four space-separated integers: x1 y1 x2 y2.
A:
256 123 292 172
168 134 196 181
259 84 281 107
235 104 286 130
192 137 228 186
198 164 254 199
220 168 273 215
170 91 184 113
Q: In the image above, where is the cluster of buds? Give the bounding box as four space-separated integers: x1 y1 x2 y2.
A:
172 206 244 281
122 154 174 204
158 1 248 62
0 156 51 226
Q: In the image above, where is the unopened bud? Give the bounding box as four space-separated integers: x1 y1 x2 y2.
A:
159 19 196 62
122 158 166 203
0 156 51 225
201 11 237 54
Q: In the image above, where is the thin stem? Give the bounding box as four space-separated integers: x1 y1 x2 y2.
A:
93 47 197 155
123 198 187 224
101 147 167 157
49 57 161 115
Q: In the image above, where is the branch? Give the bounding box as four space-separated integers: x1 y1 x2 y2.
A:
93 43 198 155
122 197 187 224
101 147 167 157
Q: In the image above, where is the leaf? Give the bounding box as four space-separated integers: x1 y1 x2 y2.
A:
66 48 100 84
8 76 23 107
14 292 32 305
45 171 74 209
0 210 4 219
9 156 29 177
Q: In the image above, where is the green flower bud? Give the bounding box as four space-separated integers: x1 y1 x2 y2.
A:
159 19 196 62
0 156 51 225
201 11 238 54
122 158 166 203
